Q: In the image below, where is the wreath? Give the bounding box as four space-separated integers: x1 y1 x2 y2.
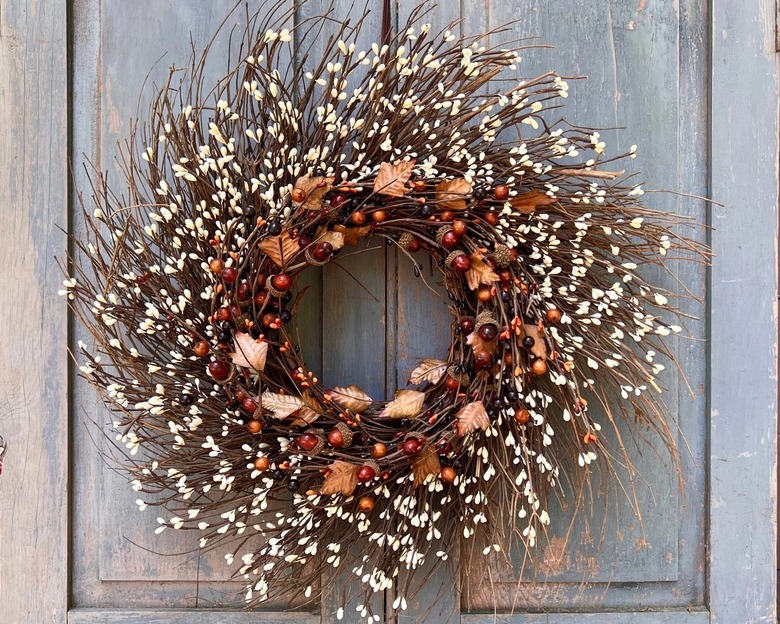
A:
63 3 706 619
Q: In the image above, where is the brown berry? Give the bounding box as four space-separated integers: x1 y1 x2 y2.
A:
255 291 269 307
215 307 231 322
441 230 459 249
493 184 510 200
208 360 231 381
440 210 455 222
262 312 276 327
291 187 307 203
371 443 387 459
356 465 376 482
209 258 224 273
477 286 493 302
514 408 530 425
351 210 366 225
545 308 562 323
372 209 387 222
271 273 292 292
451 254 471 273
247 420 263 434
452 220 467 236
358 496 375 512
242 397 258 413
484 211 499 226
531 358 548 375
193 340 210 357
411 179 427 192
445 376 460 391
440 466 457 483
254 456 270 471
327 428 344 448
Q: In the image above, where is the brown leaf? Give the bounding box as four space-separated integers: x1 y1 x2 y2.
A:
373 160 416 197
456 400 490 437
522 324 548 359
260 391 305 420
409 359 447 385
435 178 472 211
320 460 359 497
467 331 497 355
380 389 426 418
229 332 268 372
291 391 323 427
510 189 557 215
465 252 500 290
413 445 442 487
329 385 373 414
259 228 299 267
293 174 336 211
333 224 373 247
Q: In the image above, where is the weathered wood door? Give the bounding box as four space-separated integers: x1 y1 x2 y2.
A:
0 0 776 622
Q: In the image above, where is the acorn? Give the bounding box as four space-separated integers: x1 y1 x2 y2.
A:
297 430 325 456
356 461 379 483
402 436 423 456
327 422 353 448
446 251 471 273
491 244 513 269
398 231 418 252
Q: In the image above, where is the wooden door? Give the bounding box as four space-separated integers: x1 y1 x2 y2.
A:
0 0 776 623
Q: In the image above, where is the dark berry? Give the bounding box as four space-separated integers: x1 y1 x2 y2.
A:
272 469 285 480
280 310 292 323
522 336 536 349
287 479 300 492
474 187 487 200
179 393 194 406
267 221 282 236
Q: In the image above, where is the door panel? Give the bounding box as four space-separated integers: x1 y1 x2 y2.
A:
66 0 708 622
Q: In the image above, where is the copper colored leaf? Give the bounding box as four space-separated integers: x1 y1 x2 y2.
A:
259 228 299 267
523 324 548 359
435 178 472 211
320 460 359 497
380 389 426 418
465 252 500 290
373 160 416 197
333 224 373 247
456 400 491 437
330 385 373 414
510 189 557 215
314 228 346 251
293 174 336 211
409 359 447 385
260 391 305 420
291 391 323 427
412 445 442 487
229 332 268 372
467 330 497 355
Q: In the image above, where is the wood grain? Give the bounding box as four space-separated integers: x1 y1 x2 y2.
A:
0 1 68 623
709 0 778 622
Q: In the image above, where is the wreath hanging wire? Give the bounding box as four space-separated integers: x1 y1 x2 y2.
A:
62 1 708 619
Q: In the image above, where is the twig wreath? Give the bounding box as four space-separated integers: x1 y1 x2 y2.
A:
63 1 707 620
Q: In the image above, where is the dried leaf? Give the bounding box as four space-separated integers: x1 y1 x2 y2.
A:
320 460 358 497
380 389 426 418
293 174 336 211
261 391 305 420
314 228 346 251
456 400 490 437
435 178 472 211
373 160 416 197
330 385 373 414
333 223 373 247
413 445 442 487
409 359 447 385
291 391 323 427
510 189 557 214
467 330 497 355
259 228 299 267
523 324 548 359
229 332 268 372
465 252 500 290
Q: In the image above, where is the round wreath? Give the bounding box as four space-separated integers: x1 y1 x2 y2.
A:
64 3 706 619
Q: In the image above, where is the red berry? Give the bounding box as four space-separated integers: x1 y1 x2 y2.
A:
493 184 510 200
208 360 231 381
478 323 498 342
403 438 422 456
313 242 333 261
242 397 258 413
407 237 422 252
271 273 292 292
298 236 313 249
473 350 492 370
441 211 455 222
221 267 238 283
441 230 459 249
215 307 231 322
514 408 531 425
451 254 471 273
445 376 460 391
356 465 376 482
484 211 500 226
237 283 252 301
329 194 348 209
254 291 268 307
459 318 475 334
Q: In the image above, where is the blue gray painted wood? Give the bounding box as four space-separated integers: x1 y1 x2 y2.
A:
1 0 774 623
0 0 69 623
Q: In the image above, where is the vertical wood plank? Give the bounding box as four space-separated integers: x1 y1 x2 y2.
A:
709 0 778 622
0 1 68 623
